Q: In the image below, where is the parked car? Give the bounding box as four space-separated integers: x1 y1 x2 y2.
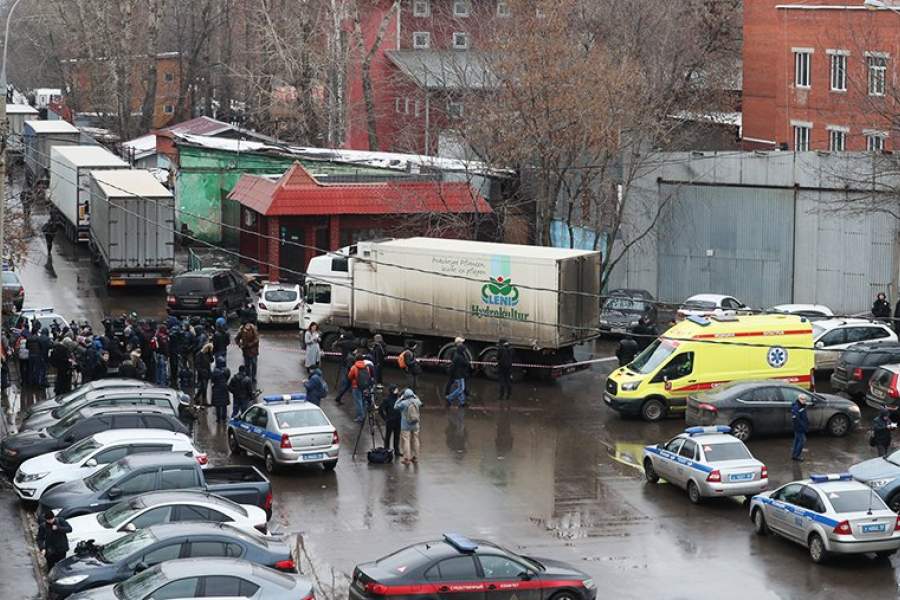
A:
2 406 187 475
675 294 747 321
166 268 252 320
2 269 25 311
18 307 69 332
849 450 900 512
256 282 301 326
685 381 861 441
63 558 312 600
599 288 657 335
812 318 897 372
66 491 269 551
866 364 900 411
49 522 295 597
830 341 900 400
769 304 834 320
22 379 153 423
13 429 204 502
38 452 272 520
20 387 191 433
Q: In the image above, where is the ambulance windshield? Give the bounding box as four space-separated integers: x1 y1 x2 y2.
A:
630 339 677 374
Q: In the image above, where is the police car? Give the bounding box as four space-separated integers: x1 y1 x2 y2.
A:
350 533 597 600
642 426 768 503
227 393 339 474
749 473 900 563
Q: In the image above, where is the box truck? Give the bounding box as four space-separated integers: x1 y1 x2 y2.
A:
302 238 601 379
23 119 80 185
89 169 175 286
48 145 129 242
6 104 38 153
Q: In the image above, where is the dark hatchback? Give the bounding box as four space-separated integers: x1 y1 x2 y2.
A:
48 522 295 598
685 381 861 442
831 341 900 400
166 268 251 320
599 289 657 335
351 534 596 600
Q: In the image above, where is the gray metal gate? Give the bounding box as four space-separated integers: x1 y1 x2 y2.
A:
657 184 795 308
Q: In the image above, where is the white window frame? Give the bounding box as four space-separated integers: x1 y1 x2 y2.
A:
163 104 174 114
452 32 469 50
414 99 421 117
793 48 812 88
827 126 848 152
453 0 470 17
412 31 431 49
865 129 888 151
827 50 848 92
792 120 812 151
395 98 401 113
404 98 410 114
867 52 888 97
497 1 510 16
413 0 430 17
447 101 464 118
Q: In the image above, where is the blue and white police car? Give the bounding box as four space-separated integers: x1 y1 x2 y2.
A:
643 426 768 503
227 393 339 474
749 473 900 563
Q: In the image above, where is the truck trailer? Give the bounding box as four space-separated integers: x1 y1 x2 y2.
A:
302 238 601 379
23 119 80 185
6 104 38 154
48 145 129 242
89 169 175 286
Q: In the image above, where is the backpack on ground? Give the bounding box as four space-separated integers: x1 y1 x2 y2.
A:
404 400 420 425
367 447 394 464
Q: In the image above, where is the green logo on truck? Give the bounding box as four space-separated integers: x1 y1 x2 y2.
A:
481 256 519 307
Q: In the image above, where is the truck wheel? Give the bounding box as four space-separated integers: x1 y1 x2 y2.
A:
320 332 341 358
438 342 474 373
479 347 500 380
641 398 666 422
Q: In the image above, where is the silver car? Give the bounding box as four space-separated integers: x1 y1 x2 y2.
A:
227 394 339 474
750 474 900 563
642 426 768 503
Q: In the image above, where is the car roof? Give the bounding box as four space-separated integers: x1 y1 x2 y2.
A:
266 400 324 414
685 293 732 303
807 479 870 493
145 521 257 540
262 282 299 290
76 405 174 417
814 318 883 330
608 288 653 299
83 387 179 400
156 558 301 587
119 451 195 468
876 363 900 374
676 432 740 445
176 268 231 278
82 378 153 389
90 429 190 444
846 341 900 351
132 490 243 511
770 304 833 314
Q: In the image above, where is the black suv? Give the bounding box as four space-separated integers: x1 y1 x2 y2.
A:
831 341 900 400
167 268 251 319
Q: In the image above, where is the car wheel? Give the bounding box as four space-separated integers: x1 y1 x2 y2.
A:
826 414 851 437
322 459 338 472
730 419 753 442
808 533 828 564
752 508 768 536
641 398 666 422
643 458 660 484
549 591 579 600
888 493 900 514
687 480 702 504
228 430 240 454
264 450 278 474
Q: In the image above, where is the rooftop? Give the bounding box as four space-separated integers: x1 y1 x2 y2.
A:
25 119 79 134
386 50 497 91
51 145 128 168
91 169 173 199
7 104 38 114
379 238 598 259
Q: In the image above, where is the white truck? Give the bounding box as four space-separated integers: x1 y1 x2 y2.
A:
6 104 38 154
49 145 129 242
23 119 80 185
302 238 601 379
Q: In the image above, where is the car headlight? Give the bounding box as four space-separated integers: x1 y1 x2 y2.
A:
55 574 89 586
621 381 640 391
20 471 48 482
582 579 595 589
868 478 893 490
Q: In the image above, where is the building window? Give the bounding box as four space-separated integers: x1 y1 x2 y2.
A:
453 0 470 17
163 72 174 82
414 99 421 117
793 123 811 151
794 50 811 88
829 53 847 91
868 54 888 96
163 104 174 114
497 1 510 16
404 98 410 114
395 98 401 113
827 127 847 152
452 32 469 50
413 31 430 49
413 0 430 17
447 101 464 118
866 132 887 151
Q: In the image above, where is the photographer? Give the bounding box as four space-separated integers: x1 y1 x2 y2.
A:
379 384 402 457
349 350 375 423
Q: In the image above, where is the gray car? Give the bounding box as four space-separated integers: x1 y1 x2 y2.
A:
685 380 861 441
23 379 153 422
65 557 312 600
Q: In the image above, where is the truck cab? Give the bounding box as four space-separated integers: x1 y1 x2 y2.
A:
302 248 354 333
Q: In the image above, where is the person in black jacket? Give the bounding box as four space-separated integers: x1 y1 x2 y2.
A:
616 335 640 367
49 339 72 395
194 342 214 406
334 332 357 405
212 317 230 361
371 334 386 384
210 356 231 423
497 339 514 400
631 316 658 351
874 293 892 325
37 510 72 570
893 299 900 336
379 384 402 456
873 408 896 458
446 337 471 406
228 365 254 418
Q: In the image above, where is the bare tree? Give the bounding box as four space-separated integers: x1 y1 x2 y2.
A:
352 0 399 150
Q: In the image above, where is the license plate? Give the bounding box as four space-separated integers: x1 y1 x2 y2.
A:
611 327 626 334
874 389 885 399
604 394 612 405
863 523 886 533
303 452 324 461
729 473 753 481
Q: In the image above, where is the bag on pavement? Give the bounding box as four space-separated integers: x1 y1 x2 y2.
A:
367 447 394 464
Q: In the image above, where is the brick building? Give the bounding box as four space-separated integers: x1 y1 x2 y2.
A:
346 0 508 154
743 0 900 151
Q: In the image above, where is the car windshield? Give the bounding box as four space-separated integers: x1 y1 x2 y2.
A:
629 339 677 374
58 437 102 464
85 460 131 491
54 388 87 408
841 349 869 365
885 450 900 467
99 528 157 563
52 396 92 420
703 443 752 462
682 300 716 310
46 412 81 438
811 324 826 339
603 296 646 313
275 409 329 429
264 289 298 302
2 271 19 284
98 499 144 529
828 489 889 513
172 277 212 294
114 565 167 600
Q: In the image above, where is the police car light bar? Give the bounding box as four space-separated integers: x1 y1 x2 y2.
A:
810 473 853 483
685 426 732 436
443 533 478 553
686 315 710 326
262 393 306 404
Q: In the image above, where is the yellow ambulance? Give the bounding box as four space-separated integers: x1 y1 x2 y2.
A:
604 314 815 422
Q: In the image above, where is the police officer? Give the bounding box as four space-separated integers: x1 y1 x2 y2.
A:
37 510 71 570
791 394 810 462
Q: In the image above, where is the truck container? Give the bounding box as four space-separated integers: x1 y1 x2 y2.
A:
302 238 601 379
23 119 80 185
89 169 176 286
6 104 38 153
49 145 128 242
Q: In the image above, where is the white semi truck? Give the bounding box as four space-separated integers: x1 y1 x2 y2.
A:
302 238 601 379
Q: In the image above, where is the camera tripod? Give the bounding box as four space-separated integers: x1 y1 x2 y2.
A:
352 389 385 458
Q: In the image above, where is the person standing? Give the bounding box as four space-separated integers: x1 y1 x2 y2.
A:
37 510 71 571
874 292 892 324
210 356 231 423
893 299 900 336
212 317 230 362
371 334 386 384
379 384 402 457
235 322 260 383
396 388 422 465
49 338 72 395
118 350 146 380
304 322 321 371
348 351 375 423
36 328 52 387
16 331 30 386
446 337 470 407
304 367 328 406
151 324 170 386
334 333 357 405
873 408 896 458
791 393 810 462
632 316 658 351
616 335 639 367
399 341 420 390
194 342 214 406
497 339 514 400
228 365 253 418
42 218 58 254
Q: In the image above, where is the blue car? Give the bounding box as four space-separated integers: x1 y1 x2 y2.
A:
848 451 900 512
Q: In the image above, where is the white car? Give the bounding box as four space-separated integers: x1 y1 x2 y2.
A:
18 306 69 332
256 282 301 326
769 304 835 321
676 294 748 321
65 490 269 553
13 430 204 501
812 318 898 372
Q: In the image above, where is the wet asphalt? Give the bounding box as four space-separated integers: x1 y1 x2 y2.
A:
4 228 900 600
